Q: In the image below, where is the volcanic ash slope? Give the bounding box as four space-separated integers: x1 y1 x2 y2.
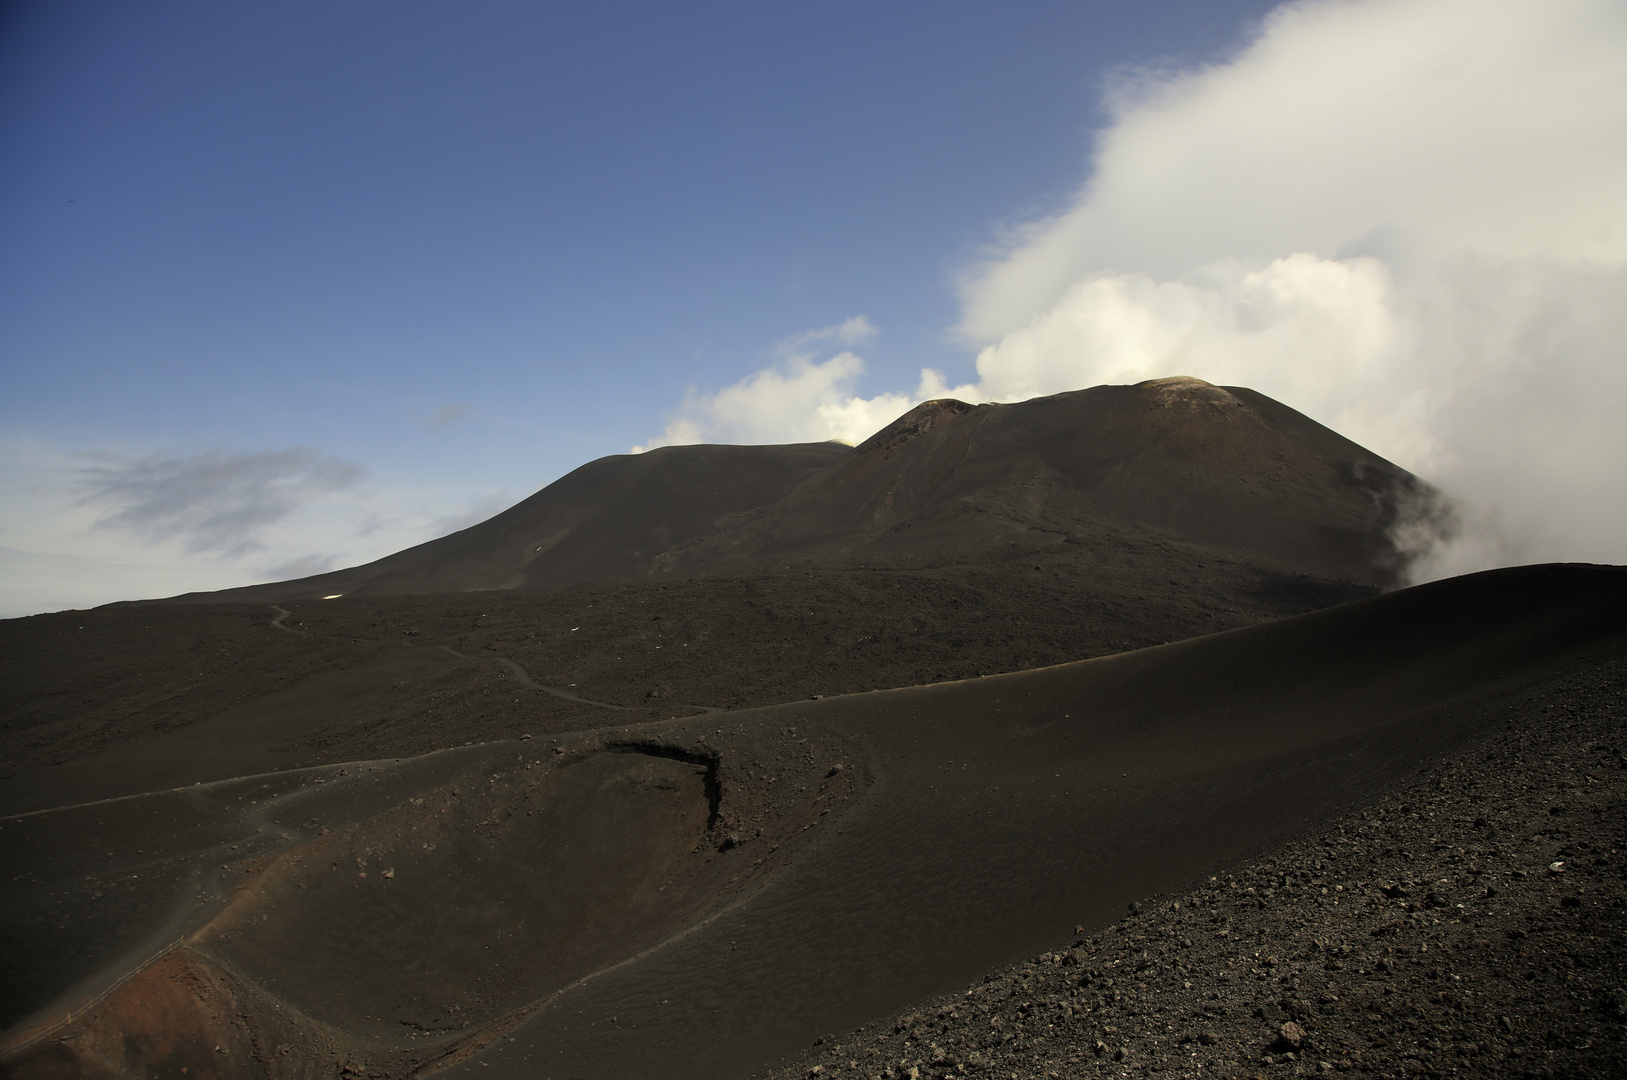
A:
184 377 1430 604
3 565 1623 1079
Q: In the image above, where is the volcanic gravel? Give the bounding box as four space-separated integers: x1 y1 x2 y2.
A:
766 657 1627 1080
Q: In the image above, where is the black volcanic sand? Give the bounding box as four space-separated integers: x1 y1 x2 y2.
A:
0 555 1370 817
768 655 1627 1080
3 565 1623 1079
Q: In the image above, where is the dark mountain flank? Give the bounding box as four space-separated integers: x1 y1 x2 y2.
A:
180 378 1424 604
675 377 1421 584
4 380 1621 1080
186 440 851 602
4 565 1624 1080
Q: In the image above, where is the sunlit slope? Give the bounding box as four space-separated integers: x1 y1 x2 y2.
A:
6 563 1620 1079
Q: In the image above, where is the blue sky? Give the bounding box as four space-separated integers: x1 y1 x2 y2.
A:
3 0 1625 614
2 1 1272 461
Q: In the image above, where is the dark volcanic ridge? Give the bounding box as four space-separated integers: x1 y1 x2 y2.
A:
174 377 1430 605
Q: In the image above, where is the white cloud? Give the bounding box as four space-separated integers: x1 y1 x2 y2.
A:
952 254 1407 430
0 433 518 616
633 317 926 450
959 0 1627 342
780 315 880 351
76 447 365 557
638 1 1627 581
615 0 1626 583
947 0 1627 579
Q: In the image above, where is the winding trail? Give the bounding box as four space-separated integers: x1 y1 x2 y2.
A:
268 605 306 636
431 644 637 712
264 605 722 714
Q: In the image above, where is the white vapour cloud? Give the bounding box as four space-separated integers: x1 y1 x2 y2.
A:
953 252 1627 576
633 317 922 450
959 0 1627 340
942 0 1627 578
646 0 1627 578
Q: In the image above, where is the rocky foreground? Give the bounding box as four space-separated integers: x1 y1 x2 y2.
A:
767 656 1627 1080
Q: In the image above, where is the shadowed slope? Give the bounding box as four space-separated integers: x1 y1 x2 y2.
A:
183 441 850 603
167 379 1425 606
5 564 1621 1079
678 378 1421 584
0 559 1381 818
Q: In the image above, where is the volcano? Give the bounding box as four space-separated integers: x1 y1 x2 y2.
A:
2 380 1623 1080
184 377 1426 603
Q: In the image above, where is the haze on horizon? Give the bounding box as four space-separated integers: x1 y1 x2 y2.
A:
3 0 1624 617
